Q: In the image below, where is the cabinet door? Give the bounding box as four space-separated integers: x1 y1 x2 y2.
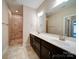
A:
33 39 40 51
41 46 51 59
30 34 34 46
63 51 76 59
52 48 76 59
30 34 40 57
32 39 40 57
33 45 40 57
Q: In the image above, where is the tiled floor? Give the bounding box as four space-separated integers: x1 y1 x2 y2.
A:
3 45 40 59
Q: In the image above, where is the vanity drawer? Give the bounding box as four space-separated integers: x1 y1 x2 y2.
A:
41 39 54 50
34 36 41 43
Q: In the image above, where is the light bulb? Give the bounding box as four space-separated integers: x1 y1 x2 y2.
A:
16 10 18 12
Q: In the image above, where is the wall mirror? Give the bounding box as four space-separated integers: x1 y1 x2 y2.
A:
45 0 76 38
64 15 76 38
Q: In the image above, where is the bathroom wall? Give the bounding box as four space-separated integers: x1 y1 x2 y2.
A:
23 6 37 47
2 0 9 56
47 6 76 35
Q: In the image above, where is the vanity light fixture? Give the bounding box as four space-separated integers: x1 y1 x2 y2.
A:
38 11 44 17
56 0 69 2
53 0 69 8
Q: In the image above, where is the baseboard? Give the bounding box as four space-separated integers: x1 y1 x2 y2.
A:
2 47 8 57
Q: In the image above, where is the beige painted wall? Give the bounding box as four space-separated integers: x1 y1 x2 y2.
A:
23 6 37 47
47 6 76 35
2 0 9 56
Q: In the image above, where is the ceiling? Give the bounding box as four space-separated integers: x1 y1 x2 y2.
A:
8 4 23 16
6 0 45 15
23 0 45 9
5 0 76 16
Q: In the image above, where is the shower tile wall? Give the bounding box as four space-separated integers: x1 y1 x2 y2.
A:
9 15 23 46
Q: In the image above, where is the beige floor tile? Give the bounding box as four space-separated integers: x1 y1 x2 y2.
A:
3 45 39 59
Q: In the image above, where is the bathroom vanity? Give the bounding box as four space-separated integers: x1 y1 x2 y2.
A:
30 32 76 59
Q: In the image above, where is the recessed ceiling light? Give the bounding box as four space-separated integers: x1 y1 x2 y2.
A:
16 10 18 12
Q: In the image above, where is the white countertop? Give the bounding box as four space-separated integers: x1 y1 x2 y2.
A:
30 32 76 55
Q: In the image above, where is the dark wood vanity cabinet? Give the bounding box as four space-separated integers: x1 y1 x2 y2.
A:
41 39 53 59
51 47 76 59
41 45 51 59
30 34 40 57
30 34 76 59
